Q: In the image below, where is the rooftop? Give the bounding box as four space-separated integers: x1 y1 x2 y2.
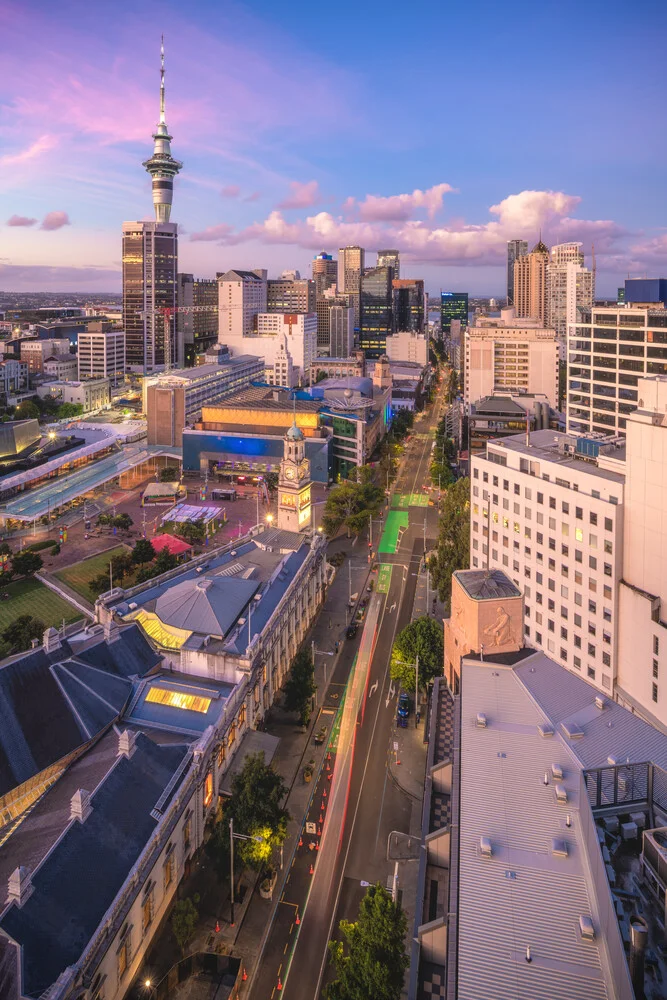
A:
485 430 626 486
203 385 322 413
454 568 522 601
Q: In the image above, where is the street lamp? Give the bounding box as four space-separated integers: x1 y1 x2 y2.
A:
229 819 264 926
266 513 274 526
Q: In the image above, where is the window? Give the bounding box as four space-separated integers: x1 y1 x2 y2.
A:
654 636 660 656
589 579 597 593
588 667 596 680
549 538 556 551
562 544 569 556
562 502 569 515
561 626 568 639
575 549 583 563
576 507 583 520
588 623 596 636
514 483 520 495
164 850 174 890
146 686 212 714
575 528 583 542
562 565 569 578
561 605 568 618
537 532 543 545
589 556 597 570
473 468 478 479
183 814 192 852
535 631 542 644
536 592 543 605
575 571 583 585
503 479 509 491
604 539 613 554
117 928 131 981
588 643 596 658
589 534 598 549
549 497 556 509
142 889 154 934
574 635 582 648
549 558 556 571
560 648 568 661
548 619 555 633
604 563 612 577
536 572 543 585
653 683 658 704
537 492 544 505
548 598 555 611
590 512 598 526
204 771 214 808
588 600 597 614
573 656 581 670
654 660 659 679
483 472 488 483
604 585 612 600
604 517 613 532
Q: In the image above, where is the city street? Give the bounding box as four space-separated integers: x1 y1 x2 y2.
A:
248 379 447 1000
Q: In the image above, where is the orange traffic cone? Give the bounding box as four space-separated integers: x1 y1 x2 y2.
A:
319 812 323 824
326 760 330 771
215 920 220 933
277 976 282 991
296 912 300 925
317 824 321 836
321 798 325 810
323 787 327 798
327 772 332 780
327 752 331 761
298 835 303 847
242 968 248 982
309 863 314 875
315 839 320 851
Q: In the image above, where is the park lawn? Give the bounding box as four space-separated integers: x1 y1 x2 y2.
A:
55 545 133 603
0 577 82 632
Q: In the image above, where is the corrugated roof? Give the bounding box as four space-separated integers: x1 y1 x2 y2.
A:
455 568 522 601
155 574 259 637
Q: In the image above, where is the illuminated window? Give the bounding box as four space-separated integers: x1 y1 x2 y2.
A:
575 527 583 542
204 771 214 807
146 687 211 714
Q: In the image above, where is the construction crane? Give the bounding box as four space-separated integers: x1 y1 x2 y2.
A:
157 304 219 373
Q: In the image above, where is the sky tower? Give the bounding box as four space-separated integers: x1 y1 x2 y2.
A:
142 37 182 223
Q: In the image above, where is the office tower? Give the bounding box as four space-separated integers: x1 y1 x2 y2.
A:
338 246 365 330
77 323 125 384
312 252 338 298
506 239 528 306
567 303 667 437
316 291 349 354
255 313 317 384
513 239 549 322
463 309 558 410
177 274 218 365
329 305 354 358
122 42 181 372
624 278 667 305
385 331 428 365
266 278 316 313
377 249 400 279
280 270 300 281
546 242 594 357
441 292 468 337
392 279 425 333
360 266 393 357
217 269 267 343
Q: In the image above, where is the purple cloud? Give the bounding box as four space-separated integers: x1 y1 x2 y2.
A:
190 222 235 242
40 211 70 231
221 185 241 198
7 215 37 227
244 191 261 202
277 180 321 210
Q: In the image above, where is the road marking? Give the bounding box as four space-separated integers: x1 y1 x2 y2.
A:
284 942 289 954
368 679 378 698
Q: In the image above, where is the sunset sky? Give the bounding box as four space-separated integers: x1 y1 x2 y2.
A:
1 0 666 294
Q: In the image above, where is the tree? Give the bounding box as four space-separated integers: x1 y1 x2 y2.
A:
131 538 155 564
96 513 113 527
175 520 205 545
160 465 181 482
11 550 43 577
110 552 134 581
171 894 200 956
264 471 279 494
322 466 384 537
326 884 408 1000
390 616 444 692
56 402 83 419
2 614 46 654
89 573 111 597
113 513 133 531
15 399 39 420
224 752 289 871
154 549 178 575
429 476 470 608
390 408 413 441
283 647 316 725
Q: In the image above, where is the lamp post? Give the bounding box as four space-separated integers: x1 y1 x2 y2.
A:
229 819 264 927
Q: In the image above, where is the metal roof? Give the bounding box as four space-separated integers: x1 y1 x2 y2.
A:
457 660 622 1000
455 568 522 601
154 574 259 637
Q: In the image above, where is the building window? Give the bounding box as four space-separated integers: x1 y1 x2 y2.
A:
604 563 612 577
535 631 542 644
560 648 568 661
604 517 613 532
602 652 611 667
588 623 596 636
574 635 582 648
588 643 596 658
561 627 568 640
653 659 659 679
576 507 583 520
203 771 214 808
142 889 154 934
654 636 660 656
183 814 192 853
164 850 174 890
653 683 658 704
587 667 596 680
117 928 131 981
573 656 581 670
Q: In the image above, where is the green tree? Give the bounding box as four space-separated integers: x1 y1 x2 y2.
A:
264 471 279 493
131 538 156 564
110 552 134 581
96 512 113 527
153 549 178 575
224 751 289 872
389 408 413 440
56 402 83 419
11 550 43 577
160 465 181 482
15 399 40 420
390 616 444 692
429 476 470 608
113 513 133 531
175 520 205 545
171 893 200 956
322 466 384 537
326 883 408 1000
89 573 111 597
2 614 47 654
283 646 316 725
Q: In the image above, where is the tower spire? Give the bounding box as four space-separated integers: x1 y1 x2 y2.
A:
142 36 182 223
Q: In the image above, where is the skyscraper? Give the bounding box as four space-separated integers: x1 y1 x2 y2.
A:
377 249 400 279
338 246 365 331
546 242 593 356
360 266 393 357
312 252 338 298
441 292 468 336
122 40 182 372
177 273 218 365
513 240 548 322
392 278 425 333
506 239 528 306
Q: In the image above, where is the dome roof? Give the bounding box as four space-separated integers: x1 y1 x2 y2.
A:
532 239 549 254
286 421 304 441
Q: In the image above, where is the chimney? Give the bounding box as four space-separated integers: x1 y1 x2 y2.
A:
7 866 33 908
43 626 62 654
117 729 137 759
30 638 39 649
70 788 92 823
628 915 648 996
103 618 121 644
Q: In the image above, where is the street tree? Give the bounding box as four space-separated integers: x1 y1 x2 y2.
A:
390 615 443 692
171 893 200 956
2 614 47 654
10 550 43 577
224 751 289 871
174 520 205 545
429 476 470 608
131 538 155 564
110 552 134 581
326 883 408 1000
15 400 40 420
322 466 384 537
283 646 316 725
113 513 133 531
56 402 83 419
159 465 181 482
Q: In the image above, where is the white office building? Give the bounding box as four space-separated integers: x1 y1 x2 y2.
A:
223 312 317 386
463 308 559 410
385 331 429 366
470 430 625 694
547 242 594 359
77 325 125 383
217 269 267 343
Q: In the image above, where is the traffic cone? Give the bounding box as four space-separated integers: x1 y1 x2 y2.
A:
321 798 325 811
309 863 314 875
327 752 331 761
298 835 303 847
277 976 282 991
215 920 220 933
323 787 327 798
326 761 330 772
319 812 323 824
317 824 322 836
315 839 320 851
295 912 300 925
396 756 401 765
242 968 248 982
327 772 332 781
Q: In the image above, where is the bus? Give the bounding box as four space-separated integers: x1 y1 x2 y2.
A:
211 488 237 501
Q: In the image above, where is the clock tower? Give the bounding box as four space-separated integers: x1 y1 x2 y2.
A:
277 420 312 532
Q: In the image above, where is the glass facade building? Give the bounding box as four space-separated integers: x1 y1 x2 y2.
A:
360 266 393 357
122 222 178 372
392 279 425 333
441 292 468 336
506 239 528 306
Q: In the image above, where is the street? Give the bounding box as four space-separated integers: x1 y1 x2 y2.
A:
248 380 447 1000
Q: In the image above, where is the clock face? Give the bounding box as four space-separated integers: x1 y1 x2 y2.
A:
284 467 295 480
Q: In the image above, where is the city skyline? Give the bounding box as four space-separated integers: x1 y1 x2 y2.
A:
1 0 666 293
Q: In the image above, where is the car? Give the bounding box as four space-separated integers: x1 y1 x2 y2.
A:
346 623 358 640
397 692 410 728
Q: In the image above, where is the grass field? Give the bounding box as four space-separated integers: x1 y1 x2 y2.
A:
0 577 82 632
55 545 132 603
379 511 409 554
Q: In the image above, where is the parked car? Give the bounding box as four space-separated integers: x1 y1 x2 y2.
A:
397 692 411 728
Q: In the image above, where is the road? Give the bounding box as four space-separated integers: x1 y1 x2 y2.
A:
247 379 448 1000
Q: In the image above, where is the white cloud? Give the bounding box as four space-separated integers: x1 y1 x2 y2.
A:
0 134 57 167
40 211 70 231
7 215 37 227
350 183 455 221
277 180 321 210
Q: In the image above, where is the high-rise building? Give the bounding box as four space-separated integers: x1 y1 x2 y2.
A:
506 239 528 306
77 323 125 384
217 269 267 343
392 279 425 333
122 42 181 372
546 243 593 358
311 252 338 298
266 278 316 314
377 249 400 279
316 291 349 354
567 304 667 437
624 277 667 305
360 266 393 357
441 292 468 337
338 246 365 330
329 305 354 358
513 239 548 322
177 274 218 365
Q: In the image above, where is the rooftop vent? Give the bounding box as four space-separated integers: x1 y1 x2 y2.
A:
6 866 33 908
231 550 237 556
537 723 554 738
551 838 568 858
117 729 137 759
595 695 606 711
579 915 596 941
70 788 92 824
480 837 493 858
551 764 564 780
196 578 213 592
476 713 488 729
30 638 39 649
128 601 138 611
561 721 584 740
555 784 568 804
